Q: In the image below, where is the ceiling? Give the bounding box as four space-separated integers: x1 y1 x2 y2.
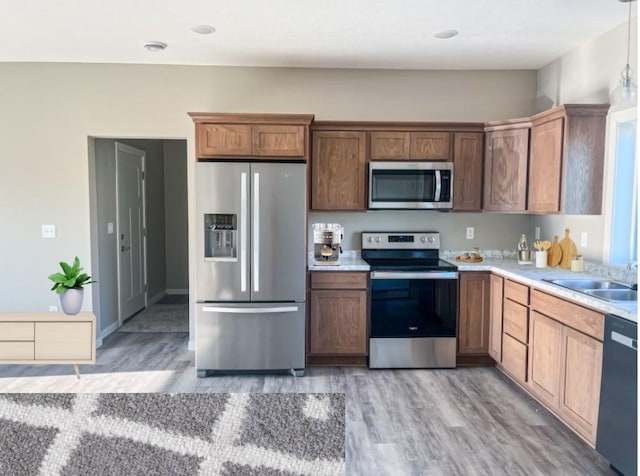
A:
0 0 635 70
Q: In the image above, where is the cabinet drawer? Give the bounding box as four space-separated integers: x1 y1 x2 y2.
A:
0 322 34 341
503 299 528 343
504 280 529 305
0 342 34 360
35 322 93 361
370 131 410 160
253 125 304 157
311 272 368 290
196 124 252 157
502 333 527 383
530 289 604 340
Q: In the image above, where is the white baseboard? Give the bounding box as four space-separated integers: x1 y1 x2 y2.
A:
188 340 195 351
99 321 119 343
96 337 103 348
148 290 167 305
167 289 188 295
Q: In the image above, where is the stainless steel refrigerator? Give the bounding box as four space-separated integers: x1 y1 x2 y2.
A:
195 161 306 377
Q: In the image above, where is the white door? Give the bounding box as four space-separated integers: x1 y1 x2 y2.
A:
116 142 147 324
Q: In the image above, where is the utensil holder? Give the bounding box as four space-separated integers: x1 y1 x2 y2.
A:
535 251 548 268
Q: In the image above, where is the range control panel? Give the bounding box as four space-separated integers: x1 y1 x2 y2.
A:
361 232 440 250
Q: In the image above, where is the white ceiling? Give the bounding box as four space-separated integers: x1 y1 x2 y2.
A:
0 0 635 69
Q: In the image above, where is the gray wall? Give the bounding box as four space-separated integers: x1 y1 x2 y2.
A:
309 211 532 252
93 139 118 333
533 19 637 262
163 140 189 291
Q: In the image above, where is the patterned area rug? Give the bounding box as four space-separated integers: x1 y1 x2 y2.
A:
0 393 345 476
118 303 188 333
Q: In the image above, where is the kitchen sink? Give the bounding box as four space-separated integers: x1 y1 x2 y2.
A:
584 289 638 302
543 279 637 302
544 279 630 290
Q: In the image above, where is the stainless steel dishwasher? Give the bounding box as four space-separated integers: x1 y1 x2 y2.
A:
596 314 637 476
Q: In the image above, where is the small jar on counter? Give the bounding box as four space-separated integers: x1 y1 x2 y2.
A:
571 255 584 272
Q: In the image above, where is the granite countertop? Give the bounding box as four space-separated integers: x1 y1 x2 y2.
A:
454 258 637 323
307 250 637 322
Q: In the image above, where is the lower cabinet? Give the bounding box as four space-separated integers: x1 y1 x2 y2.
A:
488 274 504 361
308 272 368 366
457 272 491 355
526 296 604 445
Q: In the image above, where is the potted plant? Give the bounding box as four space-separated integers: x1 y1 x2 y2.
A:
48 257 96 315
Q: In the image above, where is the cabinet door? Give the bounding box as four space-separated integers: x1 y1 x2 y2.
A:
558 326 603 444
410 132 451 160
458 272 491 354
488 274 503 362
453 132 484 211
311 131 367 210
253 125 304 157
370 132 410 160
527 311 562 408
196 124 252 157
309 289 367 355
528 118 563 213
483 128 529 211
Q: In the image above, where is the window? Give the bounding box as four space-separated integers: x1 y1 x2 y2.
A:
604 107 637 266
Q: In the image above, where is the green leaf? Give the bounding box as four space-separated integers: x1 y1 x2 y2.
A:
56 287 67 294
64 278 77 288
60 261 73 277
48 273 67 283
71 256 80 275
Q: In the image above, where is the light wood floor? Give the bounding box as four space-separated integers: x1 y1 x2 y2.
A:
0 331 614 476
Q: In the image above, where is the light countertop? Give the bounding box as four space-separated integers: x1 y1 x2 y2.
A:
308 253 637 322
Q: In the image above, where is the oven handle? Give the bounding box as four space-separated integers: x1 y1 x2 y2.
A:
370 271 458 280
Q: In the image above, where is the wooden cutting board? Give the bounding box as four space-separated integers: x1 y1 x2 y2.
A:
559 228 577 269
547 235 562 267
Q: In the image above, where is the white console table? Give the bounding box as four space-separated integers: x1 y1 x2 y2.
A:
0 312 96 378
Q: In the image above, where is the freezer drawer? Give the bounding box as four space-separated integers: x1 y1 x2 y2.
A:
196 303 305 373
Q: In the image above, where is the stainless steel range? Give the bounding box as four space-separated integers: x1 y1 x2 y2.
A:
362 232 458 368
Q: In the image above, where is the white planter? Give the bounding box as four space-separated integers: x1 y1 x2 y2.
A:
59 289 84 315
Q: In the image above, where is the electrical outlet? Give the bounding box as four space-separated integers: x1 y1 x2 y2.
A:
580 232 588 247
42 224 56 238
535 227 541 240
107 222 114 234
49 305 58 312
466 227 474 240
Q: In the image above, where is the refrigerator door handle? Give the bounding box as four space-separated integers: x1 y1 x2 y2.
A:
253 172 260 293
202 306 299 314
240 172 248 293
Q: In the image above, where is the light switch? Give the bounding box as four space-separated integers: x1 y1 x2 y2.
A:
466 227 474 240
42 224 56 238
107 222 114 234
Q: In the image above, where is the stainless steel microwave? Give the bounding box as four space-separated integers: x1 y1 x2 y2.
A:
368 162 453 209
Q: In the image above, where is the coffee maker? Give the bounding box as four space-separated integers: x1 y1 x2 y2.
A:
312 223 343 265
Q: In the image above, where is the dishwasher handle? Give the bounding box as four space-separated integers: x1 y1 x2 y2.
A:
611 331 637 351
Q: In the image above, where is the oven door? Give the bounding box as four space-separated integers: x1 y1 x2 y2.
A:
370 271 458 338
368 162 452 209
369 271 458 368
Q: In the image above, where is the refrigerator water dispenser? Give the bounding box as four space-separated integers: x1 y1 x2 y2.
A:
204 213 237 261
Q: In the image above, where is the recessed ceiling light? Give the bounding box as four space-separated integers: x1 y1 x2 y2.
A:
144 41 167 52
190 25 216 35
434 29 458 39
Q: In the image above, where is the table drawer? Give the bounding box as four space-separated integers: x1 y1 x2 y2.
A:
35 322 93 361
502 333 527 383
0 322 34 341
504 280 529 305
503 299 528 344
311 272 368 290
0 342 34 360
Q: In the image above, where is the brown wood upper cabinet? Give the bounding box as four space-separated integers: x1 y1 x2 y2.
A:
188 113 313 160
311 131 367 210
528 104 609 214
370 131 451 160
458 272 491 355
483 120 530 212
453 132 484 211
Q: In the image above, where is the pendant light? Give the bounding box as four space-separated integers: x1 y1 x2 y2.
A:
611 0 637 107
